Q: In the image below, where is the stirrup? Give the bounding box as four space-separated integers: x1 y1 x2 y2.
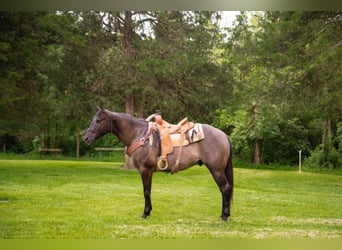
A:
157 158 168 170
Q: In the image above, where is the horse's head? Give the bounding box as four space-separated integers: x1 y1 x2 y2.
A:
84 106 110 144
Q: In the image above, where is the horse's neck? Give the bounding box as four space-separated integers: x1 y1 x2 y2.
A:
107 111 147 146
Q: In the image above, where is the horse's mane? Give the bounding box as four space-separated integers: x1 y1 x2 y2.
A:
106 110 148 126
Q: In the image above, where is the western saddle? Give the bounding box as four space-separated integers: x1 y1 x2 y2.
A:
125 113 204 174
154 117 195 173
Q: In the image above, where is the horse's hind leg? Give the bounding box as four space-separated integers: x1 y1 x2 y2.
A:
208 167 232 221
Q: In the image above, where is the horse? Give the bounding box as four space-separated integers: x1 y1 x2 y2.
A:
84 106 234 221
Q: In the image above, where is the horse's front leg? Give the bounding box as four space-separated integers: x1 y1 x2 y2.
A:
139 166 153 219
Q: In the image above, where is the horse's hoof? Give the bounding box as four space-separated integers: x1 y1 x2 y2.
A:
221 216 228 221
141 213 149 219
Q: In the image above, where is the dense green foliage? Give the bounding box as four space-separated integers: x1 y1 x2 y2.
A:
0 160 341 238
0 11 341 167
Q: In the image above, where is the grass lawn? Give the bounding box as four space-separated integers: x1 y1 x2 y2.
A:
0 159 341 239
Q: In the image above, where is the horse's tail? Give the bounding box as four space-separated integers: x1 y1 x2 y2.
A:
225 138 234 204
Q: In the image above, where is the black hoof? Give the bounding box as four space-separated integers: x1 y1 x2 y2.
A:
141 213 150 219
221 215 228 221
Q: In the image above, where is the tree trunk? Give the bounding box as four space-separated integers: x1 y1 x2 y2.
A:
322 118 331 166
45 118 51 148
123 153 135 169
2 134 8 152
138 93 146 118
123 11 135 118
253 139 262 164
76 126 80 159
251 104 262 164
125 94 134 115
55 122 59 149
122 11 136 169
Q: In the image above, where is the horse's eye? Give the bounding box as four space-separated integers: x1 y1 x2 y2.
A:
96 119 100 123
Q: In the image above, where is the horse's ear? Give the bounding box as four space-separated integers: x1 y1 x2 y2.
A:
96 105 104 111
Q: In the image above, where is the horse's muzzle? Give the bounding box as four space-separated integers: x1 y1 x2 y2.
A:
83 135 93 144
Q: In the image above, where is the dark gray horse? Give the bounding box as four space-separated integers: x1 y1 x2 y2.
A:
84 106 233 221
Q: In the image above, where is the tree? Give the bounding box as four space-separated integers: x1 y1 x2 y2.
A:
217 11 342 165
96 11 232 167
0 12 73 152
55 11 119 158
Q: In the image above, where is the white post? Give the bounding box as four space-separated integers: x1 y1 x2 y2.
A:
299 150 302 173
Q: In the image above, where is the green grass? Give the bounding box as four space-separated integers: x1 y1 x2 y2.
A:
0 159 341 239
0 151 125 162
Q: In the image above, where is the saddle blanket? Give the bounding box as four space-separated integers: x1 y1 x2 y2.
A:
188 123 205 143
169 123 205 147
